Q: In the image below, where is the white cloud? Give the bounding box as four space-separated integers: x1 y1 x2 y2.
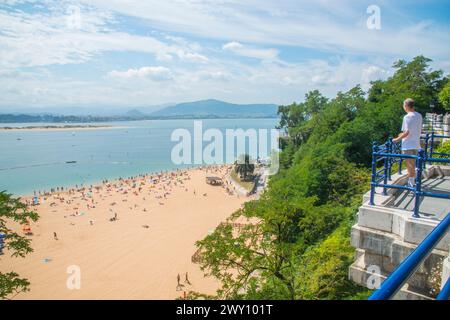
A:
1 58 395 108
176 51 209 63
0 0 449 108
361 65 390 90
223 41 243 51
188 69 232 82
222 41 278 60
82 0 450 58
156 52 173 62
0 4 209 70
108 66 172 80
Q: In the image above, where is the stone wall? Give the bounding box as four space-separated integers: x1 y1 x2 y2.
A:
348 166 450 299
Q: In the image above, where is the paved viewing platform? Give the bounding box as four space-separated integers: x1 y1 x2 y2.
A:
387 175 449 220
349 165 450 300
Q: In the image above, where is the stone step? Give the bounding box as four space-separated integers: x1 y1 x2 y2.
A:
356 206 450 251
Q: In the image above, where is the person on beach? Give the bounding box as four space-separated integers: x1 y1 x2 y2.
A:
185 272 191 285
392 98 423 188
176 273 182 291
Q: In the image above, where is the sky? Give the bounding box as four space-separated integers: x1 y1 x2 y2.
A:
0 0 449 109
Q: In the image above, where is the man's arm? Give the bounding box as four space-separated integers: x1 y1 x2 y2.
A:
393 116 409 143
392 130 409 143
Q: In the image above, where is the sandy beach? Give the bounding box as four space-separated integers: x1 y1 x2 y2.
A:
0 125 123 132
0 165 251 299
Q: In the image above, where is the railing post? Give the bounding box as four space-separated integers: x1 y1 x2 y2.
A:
395 140 403 175
382 143 389 196
387 138 393 181
370 142 378 206
413 150 424 218
430 131 435 159
423 133 429 169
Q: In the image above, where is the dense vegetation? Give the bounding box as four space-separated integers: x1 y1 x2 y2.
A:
438 79 450 111
194 56 448 300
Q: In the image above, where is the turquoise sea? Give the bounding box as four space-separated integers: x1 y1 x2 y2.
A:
0 119 278 195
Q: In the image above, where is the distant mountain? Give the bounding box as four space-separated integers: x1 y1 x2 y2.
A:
125 109 147 118
0 100 279 123
150 99 278 118
0 105 169 116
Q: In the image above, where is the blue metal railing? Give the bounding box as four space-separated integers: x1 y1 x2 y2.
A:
423 132 450 160
369 213 450 300
437 278 450 300
369 132 450 218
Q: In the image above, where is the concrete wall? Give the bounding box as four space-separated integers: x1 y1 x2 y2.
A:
349 166 450 299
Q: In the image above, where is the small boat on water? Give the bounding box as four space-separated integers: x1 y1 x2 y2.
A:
66 161 77 164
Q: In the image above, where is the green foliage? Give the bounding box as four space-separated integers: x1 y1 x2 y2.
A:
278 90 328 147
195 56 446 300
0 191 39 299
0 272 30 300
295 224 366 299
435 140 450 156
438 79 450 111
388 56 445 114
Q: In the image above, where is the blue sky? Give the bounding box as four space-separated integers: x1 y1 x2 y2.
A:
0 0 449 109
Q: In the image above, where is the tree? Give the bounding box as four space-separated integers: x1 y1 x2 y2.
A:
195 192 344 299
389 56 445 114
234 154 255 181
438 78 450 111
303 90 328 116
0 191 39 299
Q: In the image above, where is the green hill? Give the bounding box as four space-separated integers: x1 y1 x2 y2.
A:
150 99 278 118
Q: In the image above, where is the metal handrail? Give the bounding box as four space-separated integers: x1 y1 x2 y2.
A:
437 278 450 300
369 213 450 300
369 133 450 218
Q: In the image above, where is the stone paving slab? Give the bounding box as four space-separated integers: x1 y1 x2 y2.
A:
387 176 450 220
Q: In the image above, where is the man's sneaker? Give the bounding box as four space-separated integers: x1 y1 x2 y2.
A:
407 180 415 188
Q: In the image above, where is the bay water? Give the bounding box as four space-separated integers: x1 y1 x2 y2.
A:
0 119 278 195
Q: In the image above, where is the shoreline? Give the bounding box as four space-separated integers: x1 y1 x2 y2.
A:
0 125 125 132
22 164 236 201
18 165 205 198
1 164 251 299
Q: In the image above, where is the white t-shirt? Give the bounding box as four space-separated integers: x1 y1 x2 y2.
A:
401 111 422 150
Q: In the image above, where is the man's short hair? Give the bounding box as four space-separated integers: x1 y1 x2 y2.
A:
404 98 414 109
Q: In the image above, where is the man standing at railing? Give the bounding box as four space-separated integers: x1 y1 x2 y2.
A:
393 98 423 188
